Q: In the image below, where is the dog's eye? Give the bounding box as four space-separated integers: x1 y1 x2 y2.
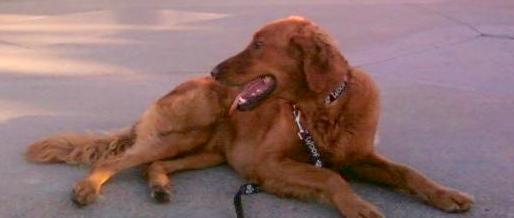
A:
253 41 264 49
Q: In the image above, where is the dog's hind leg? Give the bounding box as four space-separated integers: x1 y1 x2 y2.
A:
70 78 227 206
71 129 211 206
146 151 225 203
71 139 172 206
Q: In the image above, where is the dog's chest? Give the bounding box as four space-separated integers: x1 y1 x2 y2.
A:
303 112 353 159
305 111 339 141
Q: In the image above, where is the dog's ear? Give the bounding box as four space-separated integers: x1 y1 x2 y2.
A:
290 25 333 93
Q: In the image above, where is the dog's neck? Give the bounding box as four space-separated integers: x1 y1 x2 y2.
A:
324 75 348 105
319 68 351 106
294 68 351 115
320 54 351 103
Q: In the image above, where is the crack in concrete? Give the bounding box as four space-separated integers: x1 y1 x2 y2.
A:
0 39 32 49
358 3 514 68
0 39 21 47
357 35 480 68
479 33 514 40
407 3 514 41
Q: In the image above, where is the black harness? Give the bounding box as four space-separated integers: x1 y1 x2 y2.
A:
233 80 348 218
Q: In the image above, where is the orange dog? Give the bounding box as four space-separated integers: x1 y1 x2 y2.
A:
26 16 473 218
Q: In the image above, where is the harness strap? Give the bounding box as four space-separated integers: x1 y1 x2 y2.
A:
233 104 324 218
293 105 323 168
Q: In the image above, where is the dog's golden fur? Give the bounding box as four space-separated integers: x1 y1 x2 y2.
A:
26 16 473 217
26 128 135 165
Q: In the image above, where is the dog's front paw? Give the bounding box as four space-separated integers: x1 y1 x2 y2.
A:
72 180 100 207
427 188 474 213
343 200 385 218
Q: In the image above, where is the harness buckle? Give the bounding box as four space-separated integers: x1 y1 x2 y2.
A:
292 105 304 135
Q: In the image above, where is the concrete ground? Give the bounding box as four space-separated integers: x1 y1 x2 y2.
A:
0 0 513 217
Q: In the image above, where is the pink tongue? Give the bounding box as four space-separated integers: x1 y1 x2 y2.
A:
229 77 270 115
241 78 266 97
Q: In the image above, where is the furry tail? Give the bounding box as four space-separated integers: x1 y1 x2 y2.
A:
25 128 136 165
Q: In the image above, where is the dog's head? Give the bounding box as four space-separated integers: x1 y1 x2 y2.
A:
211 16 349 111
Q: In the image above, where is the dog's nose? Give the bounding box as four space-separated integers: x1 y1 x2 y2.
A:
210 65 221 79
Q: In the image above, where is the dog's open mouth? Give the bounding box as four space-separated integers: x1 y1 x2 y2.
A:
230 75 276 113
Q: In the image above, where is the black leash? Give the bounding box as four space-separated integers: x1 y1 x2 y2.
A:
233 104 324 218
234 183 262 218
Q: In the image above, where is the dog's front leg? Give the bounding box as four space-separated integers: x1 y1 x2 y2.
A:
349 154 473 212
256 158 384 218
